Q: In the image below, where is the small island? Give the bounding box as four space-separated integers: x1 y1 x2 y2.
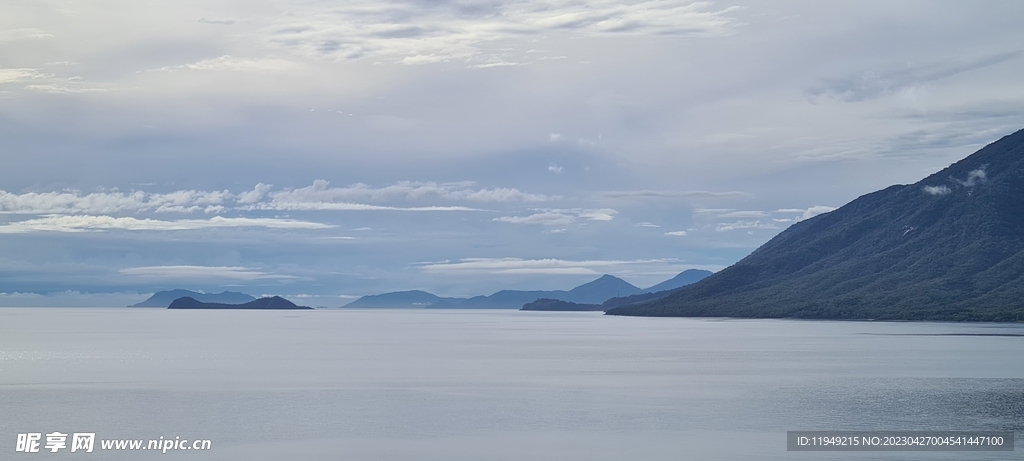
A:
521 298 603 311
168 296 313 310
131 289 257 307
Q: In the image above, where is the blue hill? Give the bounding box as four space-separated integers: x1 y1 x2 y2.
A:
642 269 712 293
131 289 256 307
344 290 446 308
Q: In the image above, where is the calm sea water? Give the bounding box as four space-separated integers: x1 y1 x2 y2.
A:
1 308 1021 460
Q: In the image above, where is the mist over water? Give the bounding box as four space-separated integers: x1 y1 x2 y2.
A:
1 309 1021 460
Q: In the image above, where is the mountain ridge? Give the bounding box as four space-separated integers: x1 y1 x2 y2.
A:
426 274 642 308
522 270 713 311
344 271 710 309
641 269 713 293
607 129 1024 321
344 290 448 308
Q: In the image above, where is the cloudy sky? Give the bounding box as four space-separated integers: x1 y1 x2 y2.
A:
2 1 1023 306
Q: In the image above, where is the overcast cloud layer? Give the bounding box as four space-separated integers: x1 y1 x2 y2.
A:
2 1 1024 305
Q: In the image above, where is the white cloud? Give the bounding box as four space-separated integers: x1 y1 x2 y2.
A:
548 164 564 173
22 83 108 94
149 190 234 213
252 201 480 212
695 209 768 218
494 211 575 226
635 222 660 228
955 167 988 187
493 208 617 225
0 68 52 84
400 54 451 65
577 208 617 221
800 205 837 220
499 267 600 275
0 28 53 41
693 206 835 231
1 181 548 216
198 18 239 25
0 215 333 233
0 66 108 94
773 206 837 221
120 265 296 280
664 230 687 236
237 183 274 204
267 1 740 65
261 180 549 209
922 185 952 195
417 257 676 275
549 133 563 141
715 220 780 232
0 188 231 215
458 188 551 202
147 55 298 73
604 190 753 199
717 210 768 218
471 61 523 69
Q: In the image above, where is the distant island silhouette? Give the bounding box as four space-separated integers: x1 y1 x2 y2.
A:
521 299 603 311
168 296 312 310
132 290 256 307
128 270 713 311
346 270 713 309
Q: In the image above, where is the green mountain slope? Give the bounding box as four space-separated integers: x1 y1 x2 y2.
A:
608 129 1024 321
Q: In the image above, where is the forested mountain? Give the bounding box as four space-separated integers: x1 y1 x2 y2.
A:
609 129 1024 321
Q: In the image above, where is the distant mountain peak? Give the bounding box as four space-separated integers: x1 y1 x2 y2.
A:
566 274 642 303
344 290 443 308
576 274 629 285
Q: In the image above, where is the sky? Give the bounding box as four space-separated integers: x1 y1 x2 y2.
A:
2 0 1024 306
